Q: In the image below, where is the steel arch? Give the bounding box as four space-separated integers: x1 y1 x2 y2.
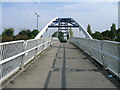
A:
35 17 93 39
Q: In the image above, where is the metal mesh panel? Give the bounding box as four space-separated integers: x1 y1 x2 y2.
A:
102 41 119 57
0 37 59 82
1 56 22 79
69 37 120 78
102 41 119 76
0 64 2 80
24 50 36 64
103 53 119 76
89 39 103 65
118 43 120 77
37 45 43 55
0 41 24 60
38 39 44 45
25 39 38 50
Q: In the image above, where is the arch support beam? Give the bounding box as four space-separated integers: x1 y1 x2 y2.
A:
35 17 58 39
35 17 93 39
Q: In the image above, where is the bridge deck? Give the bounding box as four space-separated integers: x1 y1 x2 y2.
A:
6 43 116 88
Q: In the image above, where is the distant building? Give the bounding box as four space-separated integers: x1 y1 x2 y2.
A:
118 1 120 28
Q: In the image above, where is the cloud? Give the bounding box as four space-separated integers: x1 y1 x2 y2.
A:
0 2 2 33
1 0 119 2
2 2 118 35
54 2 118 31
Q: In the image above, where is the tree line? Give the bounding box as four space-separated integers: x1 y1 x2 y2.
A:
87 24 120 42
1 27 73 43
1 23 120 42
1 28 39 42
52 27 73 43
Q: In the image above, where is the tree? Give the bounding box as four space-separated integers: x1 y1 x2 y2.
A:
2 28 14 42
87 24 92 35
2 36 13 42
101 30 112 40
14 35 29 40
52 31 58 37
19 29 33 38
69 27 73 38
2 28 14 36
110 23 117 39
19 30 28 36
26 30 33 37
92 31 103 40
0 35 2 43
52 31 65 42
115 28 120 42
32 29 39 38
116 33 120 42
117 28 120 33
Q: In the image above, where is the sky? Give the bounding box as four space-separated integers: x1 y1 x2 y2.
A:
1 0 119 35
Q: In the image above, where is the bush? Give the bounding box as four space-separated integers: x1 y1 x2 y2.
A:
14 35 31 40
2 36 13 42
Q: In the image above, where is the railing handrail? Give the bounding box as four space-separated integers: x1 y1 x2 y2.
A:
0 40 24 45
68 37 120 79
0 37 59 84
74 37 120 44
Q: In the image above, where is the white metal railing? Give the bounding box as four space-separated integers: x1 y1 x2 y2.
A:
0 37 59 83
68 37 120 79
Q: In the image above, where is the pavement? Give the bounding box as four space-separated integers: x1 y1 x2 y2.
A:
5 42 117 88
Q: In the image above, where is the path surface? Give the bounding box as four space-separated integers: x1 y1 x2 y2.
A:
6 43 116 88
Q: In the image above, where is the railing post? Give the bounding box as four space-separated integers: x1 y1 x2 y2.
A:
20 40 26 71
42 38 45 51
116 42 119 77
101 41 104 69
102 53 107 70
50 37 53 46
47 38 48 48
0 45 2 89
101 41 107 70
88 40 92 61
34 39 39 57
0 44 2 79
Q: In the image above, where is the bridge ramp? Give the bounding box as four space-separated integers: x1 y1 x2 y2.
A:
6 43 116 88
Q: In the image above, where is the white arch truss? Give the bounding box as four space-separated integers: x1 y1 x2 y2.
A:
35 17 93 39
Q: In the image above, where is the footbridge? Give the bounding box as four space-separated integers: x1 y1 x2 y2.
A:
0 17 120 89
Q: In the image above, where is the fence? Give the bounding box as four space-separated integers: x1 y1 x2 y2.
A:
68 37 120 79
0 37 59 83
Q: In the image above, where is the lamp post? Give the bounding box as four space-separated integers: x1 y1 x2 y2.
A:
35 13 39 30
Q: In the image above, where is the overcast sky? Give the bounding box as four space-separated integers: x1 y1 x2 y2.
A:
1 0 118 34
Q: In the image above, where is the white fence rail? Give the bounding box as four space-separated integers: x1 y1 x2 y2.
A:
68 37 120 79
0 37 59 83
